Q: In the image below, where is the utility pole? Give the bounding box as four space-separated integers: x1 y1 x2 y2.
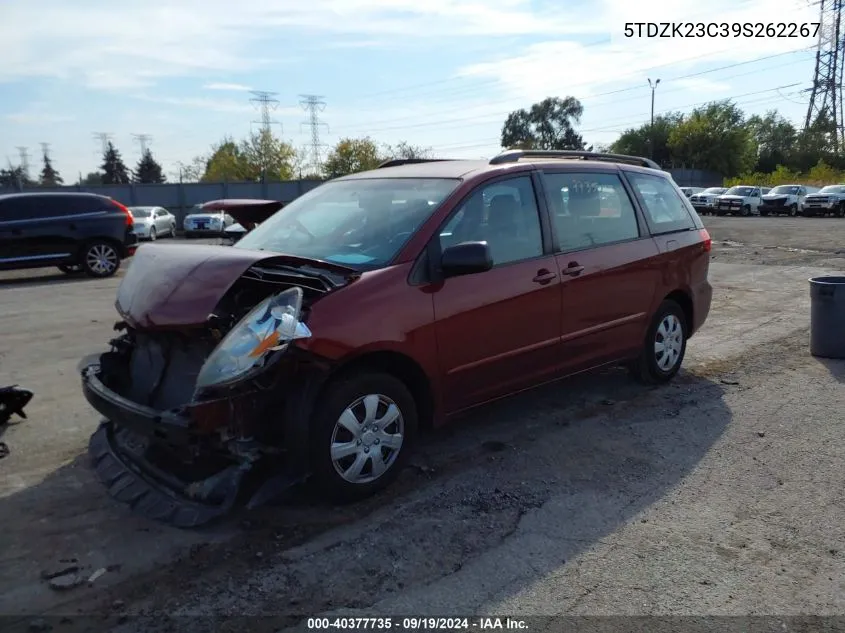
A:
804 0 844 152
92 132 113 155
131 133 152 156
15 146 30 180
648 78 661 161
299 94 329 176
249 90 282 182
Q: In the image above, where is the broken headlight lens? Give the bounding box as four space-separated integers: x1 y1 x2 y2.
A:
195 287 312 390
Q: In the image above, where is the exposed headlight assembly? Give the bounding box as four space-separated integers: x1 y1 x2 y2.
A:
195 287 312 390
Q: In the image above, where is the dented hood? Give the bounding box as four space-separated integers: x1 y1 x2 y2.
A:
116 243 354 329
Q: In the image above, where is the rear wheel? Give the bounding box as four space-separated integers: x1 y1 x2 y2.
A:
629 300 688 385
82 240 121 278
310 372 417 502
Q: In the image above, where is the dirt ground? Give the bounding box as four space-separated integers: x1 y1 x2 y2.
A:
1 216 844 631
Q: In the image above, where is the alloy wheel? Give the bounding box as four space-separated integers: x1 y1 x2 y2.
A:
330 394 404 485
86 244 118 276
654 314 684 372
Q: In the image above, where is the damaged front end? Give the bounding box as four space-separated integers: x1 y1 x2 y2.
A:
81 246 355 527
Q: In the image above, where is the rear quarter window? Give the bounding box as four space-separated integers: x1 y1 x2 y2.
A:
625 172 697 234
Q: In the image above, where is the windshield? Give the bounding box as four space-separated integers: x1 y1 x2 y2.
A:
129 207 151 218
725 186 754 196
819 185 845 194
234 177 461 270
702 187 725 194
770 186 799 194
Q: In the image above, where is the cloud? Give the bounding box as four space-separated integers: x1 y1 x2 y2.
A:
0 0 587 89
456 0 818 103
203 82 254 92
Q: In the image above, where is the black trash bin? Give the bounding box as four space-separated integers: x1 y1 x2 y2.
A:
809 276 845 359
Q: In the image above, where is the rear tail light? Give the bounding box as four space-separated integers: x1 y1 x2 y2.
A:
699 228 712 252
110 199 134 227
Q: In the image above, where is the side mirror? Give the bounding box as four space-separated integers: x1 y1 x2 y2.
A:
441 241 493 278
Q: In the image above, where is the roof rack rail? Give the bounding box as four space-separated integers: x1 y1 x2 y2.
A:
489 149 661 170
377 158 455 169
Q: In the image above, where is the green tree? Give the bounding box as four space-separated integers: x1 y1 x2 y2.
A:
134 149 166 183
383 141 433 160
323 137 383 178
0 166 33 189
501 96 587 150
745 110 798 173
100 141 131 184
178 156 209 182
201 136 254 182
806 158 841 184
610 113 683 167
667 101 756 177
241 129 297 181
79 171 103 185
38 150 63 186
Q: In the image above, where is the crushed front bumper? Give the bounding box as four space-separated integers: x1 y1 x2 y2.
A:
80 355 297 528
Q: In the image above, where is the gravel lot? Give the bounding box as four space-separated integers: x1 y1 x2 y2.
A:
1 217 844 630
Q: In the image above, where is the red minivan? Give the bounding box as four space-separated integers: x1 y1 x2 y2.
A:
79 150 712 527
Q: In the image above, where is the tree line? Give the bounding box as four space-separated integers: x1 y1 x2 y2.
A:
2 94 839 190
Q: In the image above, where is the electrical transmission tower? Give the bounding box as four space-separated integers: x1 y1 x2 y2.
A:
93 132 113 155
804 0 845 152
132 133 152 155
40 142 51 160
250 90 282 135
15 146 30 178
300 94 329 175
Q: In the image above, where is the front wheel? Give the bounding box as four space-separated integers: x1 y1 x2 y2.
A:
310 372 418 502
790 204 798 217
629 300 688 385
740 205 751 217
82 240 121 278
838 204 845 218
149 226 157 241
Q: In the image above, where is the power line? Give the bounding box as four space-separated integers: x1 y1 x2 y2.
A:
39 142 51 161
15 146 30 178
429 86 806 153
131 133 152 155
249 90 282 135
804 0 845 151
300 94 329 174
331 47 816 135
92 132 113 155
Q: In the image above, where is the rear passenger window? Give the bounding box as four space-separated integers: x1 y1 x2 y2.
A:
627 173 696 233
542 172 640 252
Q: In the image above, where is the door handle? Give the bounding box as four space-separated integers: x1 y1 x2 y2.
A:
561 262 584 276
532 269 557 284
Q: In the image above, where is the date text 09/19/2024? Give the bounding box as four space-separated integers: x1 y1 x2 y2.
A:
306 617 529 631
623 22 821 38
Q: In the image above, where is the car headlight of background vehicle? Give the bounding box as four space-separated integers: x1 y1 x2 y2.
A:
195 287 312 391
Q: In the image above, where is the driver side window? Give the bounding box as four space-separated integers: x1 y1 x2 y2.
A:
439 176 543 266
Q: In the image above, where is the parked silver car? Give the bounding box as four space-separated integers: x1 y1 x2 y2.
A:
128 206 177 240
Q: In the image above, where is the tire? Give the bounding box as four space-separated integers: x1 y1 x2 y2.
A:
81 240 121 278
760 209 769 217
149 226 157 241
789 204 798 217
629 299 688 385
309 371 418 503
740 204 750 217
170 223 177 237
58 264 82 274
838 204 845 218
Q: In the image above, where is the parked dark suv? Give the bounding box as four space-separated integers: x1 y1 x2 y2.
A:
79 150 713 527
0 192 138 278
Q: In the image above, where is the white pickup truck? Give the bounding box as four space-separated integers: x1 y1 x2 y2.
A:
758 184 819 216
689 187 727 215
801 184 845 217
714 185 768 216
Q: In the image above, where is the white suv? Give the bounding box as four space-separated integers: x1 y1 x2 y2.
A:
715 185 764 216
689 187 727 215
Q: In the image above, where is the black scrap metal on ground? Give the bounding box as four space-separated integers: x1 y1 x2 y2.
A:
0 385 34 459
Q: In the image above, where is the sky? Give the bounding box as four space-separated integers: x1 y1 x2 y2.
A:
0 0 826 182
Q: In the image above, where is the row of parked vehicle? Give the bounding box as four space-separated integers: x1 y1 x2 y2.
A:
679 184 845 218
